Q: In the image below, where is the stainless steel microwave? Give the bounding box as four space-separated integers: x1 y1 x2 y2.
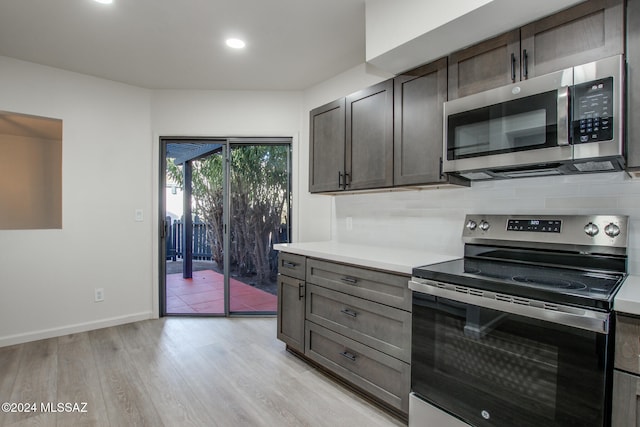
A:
443 55 625 180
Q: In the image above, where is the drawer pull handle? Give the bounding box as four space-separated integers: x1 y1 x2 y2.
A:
340 308 357 318
282 261 298 268
340 351 357 362
298 283 304 300
341 276 358 285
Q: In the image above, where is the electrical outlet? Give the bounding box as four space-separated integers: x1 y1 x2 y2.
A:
135 209 144 222
94 288 104 302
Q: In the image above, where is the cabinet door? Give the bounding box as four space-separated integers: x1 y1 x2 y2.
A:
612 370 640 427
309 98 345 193
277 274 305 353
345 79 394 190
627 0 640 171
615 314 640 375
520 0 624 79
394 58 448 186
448 29 520 100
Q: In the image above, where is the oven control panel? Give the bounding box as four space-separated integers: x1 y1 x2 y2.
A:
462 214 629 249
506 219 561 233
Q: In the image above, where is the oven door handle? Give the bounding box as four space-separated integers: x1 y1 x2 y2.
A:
409 278 610 334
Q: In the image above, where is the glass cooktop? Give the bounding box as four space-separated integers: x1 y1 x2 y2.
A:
412 258 626 311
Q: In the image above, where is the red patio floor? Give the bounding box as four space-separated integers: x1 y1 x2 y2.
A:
165 270 277 314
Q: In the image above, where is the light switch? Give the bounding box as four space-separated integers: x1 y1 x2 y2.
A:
135 209 144 222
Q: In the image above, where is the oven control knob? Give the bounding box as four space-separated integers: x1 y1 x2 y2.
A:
479 220 490 231
605 223 620 237
466 220 478 231
584 222 599 237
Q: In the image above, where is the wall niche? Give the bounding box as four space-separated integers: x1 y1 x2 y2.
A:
0 111 62 229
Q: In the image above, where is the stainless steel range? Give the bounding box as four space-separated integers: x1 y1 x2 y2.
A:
409 214 628 427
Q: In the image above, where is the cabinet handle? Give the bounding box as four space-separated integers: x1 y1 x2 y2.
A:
522 49 529 79
439 156 444 179
340 308 358 318
344 172 350 188
340 351 357 362
338 171 344 189
340 276 358 285
298 282 304 300
282 261 297 268
510 53 516 82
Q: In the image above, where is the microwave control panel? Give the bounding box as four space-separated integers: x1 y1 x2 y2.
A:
572 77 613 143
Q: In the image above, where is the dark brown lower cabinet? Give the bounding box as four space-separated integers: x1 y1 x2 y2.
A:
276 253 306 353
276 253 412 417
613 313 640 426
612 370 640 426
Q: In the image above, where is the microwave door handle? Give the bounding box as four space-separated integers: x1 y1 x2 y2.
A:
557 86 570 146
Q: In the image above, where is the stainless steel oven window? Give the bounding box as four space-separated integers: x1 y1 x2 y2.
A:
411 293 611 427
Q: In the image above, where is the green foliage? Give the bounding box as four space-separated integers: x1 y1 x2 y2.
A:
168 145 289 284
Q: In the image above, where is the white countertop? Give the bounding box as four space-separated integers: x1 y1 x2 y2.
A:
276 241 640 315
274 241 458 276
614 275 640 316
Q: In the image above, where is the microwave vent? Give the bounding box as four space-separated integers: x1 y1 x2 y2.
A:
574 160 616 172
460 171 493 180
501 168 561 178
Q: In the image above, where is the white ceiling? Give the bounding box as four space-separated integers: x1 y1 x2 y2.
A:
0 0 366 91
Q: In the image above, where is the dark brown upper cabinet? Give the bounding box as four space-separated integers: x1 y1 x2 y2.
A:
520 0 624 78
394 58 450 186
448 0 624 100
309 98 345 193
625 0 640 173
345 80 394 191
309 80 393 193
448 30 521 100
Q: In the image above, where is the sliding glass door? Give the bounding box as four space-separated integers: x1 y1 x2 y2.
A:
227 140 291 314
160 137 291 316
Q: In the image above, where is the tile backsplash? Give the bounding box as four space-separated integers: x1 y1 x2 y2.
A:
333 171 640 274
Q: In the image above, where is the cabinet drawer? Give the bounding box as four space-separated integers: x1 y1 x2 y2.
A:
278 253 306 280
306 284 411 362
306 258 411 311
305 321 410 414
615 314 640 375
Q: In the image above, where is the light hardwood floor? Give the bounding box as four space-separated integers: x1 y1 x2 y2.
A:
0 317 405 427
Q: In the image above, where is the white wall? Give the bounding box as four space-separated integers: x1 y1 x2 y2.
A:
0 56 154 346
365 0 584 74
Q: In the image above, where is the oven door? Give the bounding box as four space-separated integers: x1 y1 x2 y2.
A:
443 67 572 176
410 282 613 427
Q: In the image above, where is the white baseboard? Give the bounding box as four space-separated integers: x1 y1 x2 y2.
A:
0 311 156 347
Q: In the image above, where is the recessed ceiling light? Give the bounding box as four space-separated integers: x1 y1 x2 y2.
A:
94 0 113 4
225 38 246 49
